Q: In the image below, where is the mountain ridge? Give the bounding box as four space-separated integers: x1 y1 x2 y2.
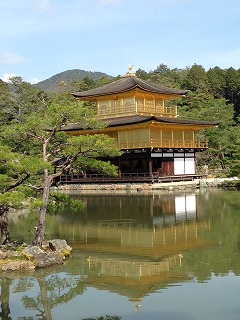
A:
35 69 114 92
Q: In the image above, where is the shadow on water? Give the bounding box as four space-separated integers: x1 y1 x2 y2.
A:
2 189 240 319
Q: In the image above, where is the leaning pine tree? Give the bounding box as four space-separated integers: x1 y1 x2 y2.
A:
8 103 120 246
1 79 121 246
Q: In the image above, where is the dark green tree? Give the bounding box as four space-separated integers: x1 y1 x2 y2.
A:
136 68 149 80
149 64 182 88
207 67 226 98
224 67 240 118
178 93 238 170
181 64 208 93
226 138 240 176
0 80 14 125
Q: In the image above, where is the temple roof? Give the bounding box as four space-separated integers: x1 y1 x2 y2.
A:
71 76 189 99
62 115 219 131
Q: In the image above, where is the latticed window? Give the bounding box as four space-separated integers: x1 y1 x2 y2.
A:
124 101 134 112
155 99 164 114
145 99 155 112
110 99 120 113
136 98 144 112
99 104 107 115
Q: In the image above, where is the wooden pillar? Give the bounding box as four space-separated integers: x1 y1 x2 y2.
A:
148 158 153 177
118 158 121 178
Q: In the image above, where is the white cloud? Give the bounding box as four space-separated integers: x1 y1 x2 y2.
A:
30 77 40 84
2 73 18 82
35 0 53 11
0 52 30 65
1 74 41 84
100 0 121 5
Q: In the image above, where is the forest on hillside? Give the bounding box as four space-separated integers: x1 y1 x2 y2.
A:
35 69 113 92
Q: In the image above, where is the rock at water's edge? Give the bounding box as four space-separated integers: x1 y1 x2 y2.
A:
0 239 72 272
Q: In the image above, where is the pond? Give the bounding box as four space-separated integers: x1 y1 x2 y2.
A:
1 188 240 320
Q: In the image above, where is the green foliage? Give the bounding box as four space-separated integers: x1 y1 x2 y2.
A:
0 190 26 207
29 198 44 209
148 63 182 88
226 139 240 177
0 80 14 125
0 76 122 245
0 144 46 190
178 93 239 170
65 134 121 158
0 143 47 214
74 157 118 176
207 67 226 98
48 192 85 214
181 64 208 92
0 76 121 245
136 68 149 80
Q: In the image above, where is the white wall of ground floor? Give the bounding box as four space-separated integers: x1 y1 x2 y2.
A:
151 152 195 175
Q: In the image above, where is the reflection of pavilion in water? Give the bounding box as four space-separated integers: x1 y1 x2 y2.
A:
67 193 211 308
71 193 210 256
78 192 205 227
83 253 188 311
154 193 197 226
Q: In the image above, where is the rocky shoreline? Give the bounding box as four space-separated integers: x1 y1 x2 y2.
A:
0 239 72 272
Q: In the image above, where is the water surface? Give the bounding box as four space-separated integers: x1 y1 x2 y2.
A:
2 189 240 319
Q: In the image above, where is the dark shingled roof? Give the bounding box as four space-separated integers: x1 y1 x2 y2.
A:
62 115 219 131
71 76 188 99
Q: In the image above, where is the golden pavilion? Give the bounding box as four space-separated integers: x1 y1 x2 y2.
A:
60 69 218 184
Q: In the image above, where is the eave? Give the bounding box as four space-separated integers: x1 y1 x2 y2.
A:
61 115 219 135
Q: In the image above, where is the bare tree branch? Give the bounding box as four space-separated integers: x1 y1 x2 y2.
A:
2 173 31 193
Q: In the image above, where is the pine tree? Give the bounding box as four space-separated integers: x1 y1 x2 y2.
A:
0 77 121 246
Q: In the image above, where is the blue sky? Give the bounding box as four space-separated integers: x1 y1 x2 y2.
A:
1 0 240 83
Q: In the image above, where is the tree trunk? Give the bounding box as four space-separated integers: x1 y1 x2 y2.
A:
32 169 52 247
38 278 53 320
0 277 11 320
0 205 10 245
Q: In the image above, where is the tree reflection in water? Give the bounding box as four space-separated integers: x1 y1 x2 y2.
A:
0 277 11 320
0 270 85 320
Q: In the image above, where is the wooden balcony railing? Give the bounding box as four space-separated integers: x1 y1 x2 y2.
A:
96 103 177 118
151 139 208 148
118 139 208 149
56 172 203 185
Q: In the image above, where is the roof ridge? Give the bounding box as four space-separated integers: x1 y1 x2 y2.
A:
71 75 188 98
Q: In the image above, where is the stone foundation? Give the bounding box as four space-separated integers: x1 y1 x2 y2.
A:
56 178 240 193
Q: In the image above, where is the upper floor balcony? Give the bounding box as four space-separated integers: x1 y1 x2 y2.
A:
117 138 208 150
95 101 178 119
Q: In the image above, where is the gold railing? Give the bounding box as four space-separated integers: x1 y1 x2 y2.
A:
96 103 177 118
118 139 208 149
151 139 208 148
